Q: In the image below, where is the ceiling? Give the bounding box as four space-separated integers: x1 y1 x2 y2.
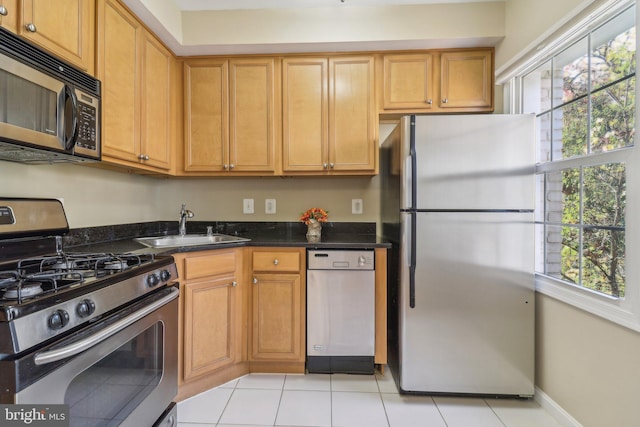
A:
124 0 505 56
171 0 492 11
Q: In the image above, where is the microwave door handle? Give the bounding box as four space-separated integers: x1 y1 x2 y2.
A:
63 85 79 150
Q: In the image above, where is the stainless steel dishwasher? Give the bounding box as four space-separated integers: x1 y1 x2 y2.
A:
307 249 375 374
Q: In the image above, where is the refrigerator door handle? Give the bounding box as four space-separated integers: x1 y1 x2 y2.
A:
408 115 417 308
409 115 417 210
409 211 417 308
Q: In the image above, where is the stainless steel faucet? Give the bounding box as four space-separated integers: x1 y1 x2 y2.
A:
179 203 194 236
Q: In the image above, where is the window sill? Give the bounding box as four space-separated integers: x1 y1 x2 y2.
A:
535 274 640 332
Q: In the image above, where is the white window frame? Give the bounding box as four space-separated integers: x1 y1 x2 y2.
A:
501 0 640 332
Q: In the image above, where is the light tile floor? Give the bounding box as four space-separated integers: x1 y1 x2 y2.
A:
177 369 563 427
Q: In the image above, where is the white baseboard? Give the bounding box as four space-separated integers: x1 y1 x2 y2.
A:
535 387 583 427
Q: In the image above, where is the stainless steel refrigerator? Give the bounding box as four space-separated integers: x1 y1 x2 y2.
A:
381 114 535 397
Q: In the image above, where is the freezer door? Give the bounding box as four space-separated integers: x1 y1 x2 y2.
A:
399 211 535 396
412 114 535 210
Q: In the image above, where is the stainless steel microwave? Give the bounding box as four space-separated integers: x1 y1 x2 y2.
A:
0 27 100 164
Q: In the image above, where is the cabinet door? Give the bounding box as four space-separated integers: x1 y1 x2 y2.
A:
183 276 239 381
184 59 229 172
251 273 303 361
0 0 18 32
439 50 493 110
99 0 141 163
282 57 328 172
20 0 94 74
229 58 276 173
140 32 172 170
383 53 434 110
329 56 376 172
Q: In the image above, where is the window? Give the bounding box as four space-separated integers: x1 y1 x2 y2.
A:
520 5 635 310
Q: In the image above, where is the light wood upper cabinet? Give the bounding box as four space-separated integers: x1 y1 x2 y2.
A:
19 0 95 74
0 0 19 33
249 248 305 371
439 50 493 110
183 59 228 172
282 58 328 173
99 0 139 166
383 53 434 110
329 56 377 173
282 55 376 175
140 32 173 170
381 49 494 113
98 0 174 173
183 58 277 175
230 58 278 173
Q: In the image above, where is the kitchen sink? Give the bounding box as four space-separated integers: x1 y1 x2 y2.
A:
134 233 250 248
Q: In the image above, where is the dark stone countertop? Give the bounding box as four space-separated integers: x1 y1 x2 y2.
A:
65 221 391 255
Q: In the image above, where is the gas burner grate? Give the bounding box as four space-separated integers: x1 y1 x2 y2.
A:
17 253 153 277
0 252 156 303
0 271 85 303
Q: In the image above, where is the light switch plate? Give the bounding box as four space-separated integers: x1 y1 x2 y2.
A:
352 199 363 214
265 199 276 214
243 198 254 214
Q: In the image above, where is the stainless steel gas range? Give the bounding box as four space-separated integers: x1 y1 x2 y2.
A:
0 198 178 427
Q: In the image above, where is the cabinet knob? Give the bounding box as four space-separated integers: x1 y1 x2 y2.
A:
223 164 229 170
329 163 335 169
442 98 448 104
323 163 328 169
0 6 8 16
253 277 258 284
138 154 149 160
273 259 279 265
25 23 37 32
426 99 433 105
229 164 235 169
232 281 237 287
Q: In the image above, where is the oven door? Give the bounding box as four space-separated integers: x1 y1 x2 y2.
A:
15 286 178 427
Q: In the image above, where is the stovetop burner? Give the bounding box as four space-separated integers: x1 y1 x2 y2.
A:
0 252 156 304
2 283 43 300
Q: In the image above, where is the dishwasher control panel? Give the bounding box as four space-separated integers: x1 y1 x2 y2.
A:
307 249 374 270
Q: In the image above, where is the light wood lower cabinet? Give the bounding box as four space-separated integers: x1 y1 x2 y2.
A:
174 248 247 401
374 247 387 366
248 247 306 373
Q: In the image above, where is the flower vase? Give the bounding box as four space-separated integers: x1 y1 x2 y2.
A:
306 219 322 242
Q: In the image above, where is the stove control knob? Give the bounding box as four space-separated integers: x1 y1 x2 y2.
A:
48 309 70 330
76 299 96 318
160 269 172 282
147 273 160 287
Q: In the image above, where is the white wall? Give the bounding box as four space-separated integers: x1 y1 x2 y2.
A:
496 0 589 71
0 161 380 228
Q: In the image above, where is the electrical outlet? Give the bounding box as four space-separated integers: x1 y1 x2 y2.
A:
352 199 363 214
243 198 254 214
265 199 276 214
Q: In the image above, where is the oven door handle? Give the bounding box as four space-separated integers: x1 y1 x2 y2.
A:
34 287 179 366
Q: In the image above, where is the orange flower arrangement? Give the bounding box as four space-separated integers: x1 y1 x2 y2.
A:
300 207 329 225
